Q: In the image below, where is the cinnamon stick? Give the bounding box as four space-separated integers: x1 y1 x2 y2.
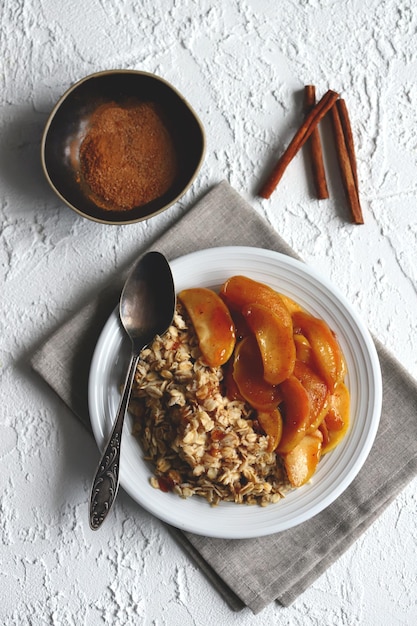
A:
336 98 359 194
330 102 364 224
304 85 329 199
259 89 339 199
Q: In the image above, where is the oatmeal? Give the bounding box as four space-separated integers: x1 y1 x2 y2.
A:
130 304 290 506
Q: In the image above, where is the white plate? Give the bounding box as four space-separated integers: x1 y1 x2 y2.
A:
88 246 382 538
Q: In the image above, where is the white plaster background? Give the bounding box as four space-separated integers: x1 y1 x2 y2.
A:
1 0 416 624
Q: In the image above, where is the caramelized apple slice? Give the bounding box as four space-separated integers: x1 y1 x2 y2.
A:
178 288 236 367
293 333 313 365
279 294 304 315
223 359 243 401
232 336 282 411
220 275 293 325
293 360 329 432
229 308 251 340
283 429 323 487
292 311 344 391
276 375 311 453
321 381 350 454
318 420 330 449
243 303 296 385
257 408 283 452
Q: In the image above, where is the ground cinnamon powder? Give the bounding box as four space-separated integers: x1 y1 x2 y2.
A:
79 101 179 211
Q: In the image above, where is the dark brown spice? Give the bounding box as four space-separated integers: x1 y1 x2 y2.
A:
79 101 179 211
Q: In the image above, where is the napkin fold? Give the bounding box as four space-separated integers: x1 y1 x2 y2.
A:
31 181 417 614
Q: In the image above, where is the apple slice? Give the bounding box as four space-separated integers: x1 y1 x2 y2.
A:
178 288 236 367
293 360 329 432
229 308 252 340
257 408 283 452
283 429 323 487
276 375 311 453
292 310 345 391
279 293 304 315
220 275 293 325
321 381 350 454
223 359 243 401
232 335 282 411
243 303 296 385
293 333 313 365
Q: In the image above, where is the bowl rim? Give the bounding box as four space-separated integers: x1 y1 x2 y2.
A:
41 69 206 225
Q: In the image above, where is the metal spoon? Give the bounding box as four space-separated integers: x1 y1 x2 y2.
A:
89 251 176 530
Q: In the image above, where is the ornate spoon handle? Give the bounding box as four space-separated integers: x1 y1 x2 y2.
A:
89 353 139 530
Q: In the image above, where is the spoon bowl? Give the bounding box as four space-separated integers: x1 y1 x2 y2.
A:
89 251 176 530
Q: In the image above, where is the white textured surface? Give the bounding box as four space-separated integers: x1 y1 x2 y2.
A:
1 0 416 624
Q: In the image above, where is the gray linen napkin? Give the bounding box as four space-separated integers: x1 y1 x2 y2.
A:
31 181 417 614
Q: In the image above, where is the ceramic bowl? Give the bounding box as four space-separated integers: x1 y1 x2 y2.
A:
41 70 205 224
89 247 382 538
